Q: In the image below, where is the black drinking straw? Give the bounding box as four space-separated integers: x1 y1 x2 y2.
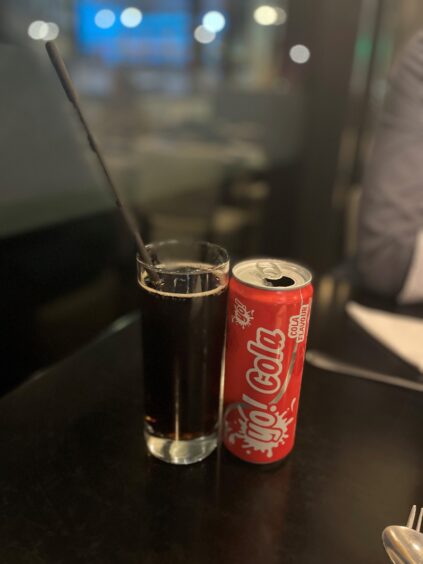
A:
45 41 160 285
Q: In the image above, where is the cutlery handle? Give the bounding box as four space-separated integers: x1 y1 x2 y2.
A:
306 350 423 392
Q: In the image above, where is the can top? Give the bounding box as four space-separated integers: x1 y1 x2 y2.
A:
233 258 312 291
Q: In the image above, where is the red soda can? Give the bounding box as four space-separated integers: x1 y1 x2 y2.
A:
223 259 313 464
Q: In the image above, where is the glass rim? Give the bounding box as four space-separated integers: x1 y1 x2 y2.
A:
136 239 230 274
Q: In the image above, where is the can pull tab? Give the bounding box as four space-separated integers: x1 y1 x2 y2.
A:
256 260 295 287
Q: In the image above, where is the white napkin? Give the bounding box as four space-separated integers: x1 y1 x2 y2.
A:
398 230 423 304
346 301 423 373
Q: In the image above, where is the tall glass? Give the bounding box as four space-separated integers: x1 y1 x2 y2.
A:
137 240 229 464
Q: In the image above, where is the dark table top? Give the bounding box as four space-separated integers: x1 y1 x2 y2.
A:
1 276 423 564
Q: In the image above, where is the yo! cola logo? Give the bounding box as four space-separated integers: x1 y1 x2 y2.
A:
225 327 295 459
232 298 254 329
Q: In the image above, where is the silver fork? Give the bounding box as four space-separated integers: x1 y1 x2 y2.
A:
382 505 423 563
406 505 423 531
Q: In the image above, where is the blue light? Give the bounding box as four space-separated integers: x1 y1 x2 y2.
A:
94 8 116 29
76 1 192 67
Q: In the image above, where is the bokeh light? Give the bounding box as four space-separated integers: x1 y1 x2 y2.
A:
28 21 60 41
275 7 287 25
94 9 116 29
27 20 49 40
44 22 60 41
194 25 216 44
289 44 311 64
254 5 278 26
120 7 143 28
202 11 226 33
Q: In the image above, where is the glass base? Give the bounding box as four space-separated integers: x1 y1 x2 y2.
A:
144 429 217 465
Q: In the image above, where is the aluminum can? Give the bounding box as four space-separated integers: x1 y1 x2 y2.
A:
223 258 313 464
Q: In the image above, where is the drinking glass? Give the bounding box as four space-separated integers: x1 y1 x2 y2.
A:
137 240 229 464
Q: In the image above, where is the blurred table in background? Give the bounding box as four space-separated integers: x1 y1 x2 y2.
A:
310 272 423 380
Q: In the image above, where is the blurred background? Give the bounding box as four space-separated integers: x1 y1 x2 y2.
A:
1 0 423 394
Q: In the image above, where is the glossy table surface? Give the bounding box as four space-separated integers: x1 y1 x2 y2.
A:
1 276 423 564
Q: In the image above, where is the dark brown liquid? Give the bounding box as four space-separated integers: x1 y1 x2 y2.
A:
139 265 228 440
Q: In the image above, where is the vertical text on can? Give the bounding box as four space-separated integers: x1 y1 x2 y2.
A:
223 259 313 464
